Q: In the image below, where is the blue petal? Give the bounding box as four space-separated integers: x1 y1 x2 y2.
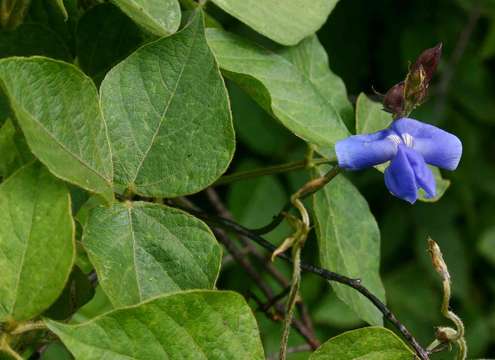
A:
384 145 418 203
335 130 397 170
404 147 436 198
391 118 462 170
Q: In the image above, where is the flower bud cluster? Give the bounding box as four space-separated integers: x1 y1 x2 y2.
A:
383 43 443 118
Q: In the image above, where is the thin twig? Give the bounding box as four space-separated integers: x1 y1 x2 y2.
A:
212 228 320 349
204 189 320 349
267 344 312 360
178 208 430 360
204 188 319 346
205 189 289 287
251 167 341 235
213 158 334 186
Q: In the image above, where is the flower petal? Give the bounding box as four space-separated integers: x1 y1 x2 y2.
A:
335 130 396 170
405 147 436 198
391 118 462 170
384 145 418 203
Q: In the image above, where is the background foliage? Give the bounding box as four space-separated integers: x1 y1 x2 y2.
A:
0 0 493 359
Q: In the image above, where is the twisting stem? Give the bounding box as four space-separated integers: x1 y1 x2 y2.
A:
11 321 47 335
278 198 310 360
428 239 466 359
252 166 341 235
214 158 334 186
280 246 301 360
201 188 320 349
268 344 311 360
212 227 319 348
0 334 22 360
178 208 430 360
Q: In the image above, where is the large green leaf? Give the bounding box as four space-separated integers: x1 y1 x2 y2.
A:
355 93 392 135
309 327 415 359
281 35 353 128
210 0 339 46
206 30 349 149
355 93 450 202
0 57 114 202
0 119 33 179
313 174 385 325
83 202 222 307
76 3 143 84
46 290 265 360
111 0 180 37
0 162 74 322
101 12 235 197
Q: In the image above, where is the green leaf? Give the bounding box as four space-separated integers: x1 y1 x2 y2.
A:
281 35 353 129
0 119 33 179
0 23 71 61
0 57 114 203
100 12 234 197
355 93 450 202
82 201 222 307
355 93 392 135
76 3 143 84
206 30 349 149
309 327 415 359
0 162 75 321
111 0 180 37
210 0 339 46
46 290 265 360
313 174 385 325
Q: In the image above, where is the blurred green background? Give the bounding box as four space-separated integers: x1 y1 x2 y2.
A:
1 0 494 359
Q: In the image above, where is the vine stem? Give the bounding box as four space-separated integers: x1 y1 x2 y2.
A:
213 158 335 186
11 321 47 335
0 334 22 360
202 189 320 349
278 198 310 360
252 166 341 235
179 208 430 360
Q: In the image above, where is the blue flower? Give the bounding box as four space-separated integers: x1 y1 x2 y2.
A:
335 118 462 203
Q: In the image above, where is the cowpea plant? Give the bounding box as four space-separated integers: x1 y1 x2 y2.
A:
0 1 467 360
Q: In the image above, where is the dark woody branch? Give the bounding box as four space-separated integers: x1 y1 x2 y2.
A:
176 206 430 360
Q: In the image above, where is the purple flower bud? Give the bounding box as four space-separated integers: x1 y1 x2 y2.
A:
411 43 443 83
383 82 405 116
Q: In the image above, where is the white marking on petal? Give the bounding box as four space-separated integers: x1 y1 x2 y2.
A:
387 134 401 146
401 133 414 147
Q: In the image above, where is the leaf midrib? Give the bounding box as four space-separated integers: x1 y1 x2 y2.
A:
10 170 41 316
11 98 112 185
131 21 199 184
